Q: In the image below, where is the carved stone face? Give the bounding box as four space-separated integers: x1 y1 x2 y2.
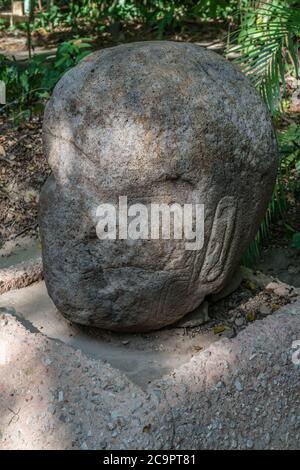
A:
39 41 278 332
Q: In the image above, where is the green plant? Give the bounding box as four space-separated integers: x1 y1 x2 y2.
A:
293 232 300 248
229 0 300 114
230 1 300 266
54 37 93 70
0 18 6 31
0 38 92 122
15 1 239 36
107 0 142 21
34 4 65 31
191 0 238 21
278 123 300 188
242 123 300 266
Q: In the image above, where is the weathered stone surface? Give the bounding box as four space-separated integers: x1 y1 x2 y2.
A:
39 41 278 332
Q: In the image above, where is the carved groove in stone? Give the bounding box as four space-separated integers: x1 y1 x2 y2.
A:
200 196 237 283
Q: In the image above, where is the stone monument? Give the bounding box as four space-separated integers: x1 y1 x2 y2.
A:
39 41 278 331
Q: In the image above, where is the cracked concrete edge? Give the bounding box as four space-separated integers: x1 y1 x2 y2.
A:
0 257 43 295
1 299 300 449
163 298 300 381
151 300 300 449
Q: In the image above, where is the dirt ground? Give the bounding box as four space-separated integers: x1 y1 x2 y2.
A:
0 115 49 244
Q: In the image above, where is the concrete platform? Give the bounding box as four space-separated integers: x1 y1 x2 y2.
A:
0 281 218 386
0 281 299 449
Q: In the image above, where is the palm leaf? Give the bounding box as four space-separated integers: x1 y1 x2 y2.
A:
228 0 300 114
234 2 300 266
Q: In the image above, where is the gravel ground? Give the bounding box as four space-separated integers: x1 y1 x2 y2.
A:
0 298 299 450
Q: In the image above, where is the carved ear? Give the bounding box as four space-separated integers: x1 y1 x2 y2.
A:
200 196 237 283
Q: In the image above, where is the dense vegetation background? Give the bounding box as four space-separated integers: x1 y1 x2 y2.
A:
0 0 300 261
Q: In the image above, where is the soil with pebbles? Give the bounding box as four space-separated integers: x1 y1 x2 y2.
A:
207 279 297 339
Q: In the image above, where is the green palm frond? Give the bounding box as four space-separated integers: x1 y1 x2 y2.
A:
242 123 300 267
228 0 300 114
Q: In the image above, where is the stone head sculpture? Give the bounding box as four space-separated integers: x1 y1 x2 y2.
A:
39 41 278 331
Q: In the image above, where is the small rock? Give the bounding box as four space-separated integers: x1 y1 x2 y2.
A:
235 317 244 327
75 425 82 435
58 391 64 402
231 440 237 449
152 389 161 401
23 189 38 203
259 304 272 315
223 328 235 339
288 265 299 274
266 282 290 298
234 379 244 392
107 422 117 431
43 358 53 366
59 413 66 423
111 410 122 420
216 381 225 389
246 438 254 449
